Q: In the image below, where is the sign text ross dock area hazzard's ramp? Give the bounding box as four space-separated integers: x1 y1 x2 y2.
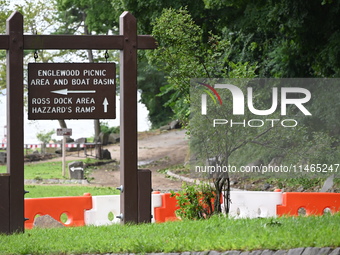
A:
28 63 116 120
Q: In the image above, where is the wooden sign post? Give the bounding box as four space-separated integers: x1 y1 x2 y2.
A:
0 11 156 234
56 128 72 177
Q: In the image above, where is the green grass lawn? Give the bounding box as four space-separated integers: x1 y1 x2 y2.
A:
0 164 6 173
24 185 119 198
0 214 339 254
0 158 101 179
0 161 68 179
25 161 69 179
0 159 119 198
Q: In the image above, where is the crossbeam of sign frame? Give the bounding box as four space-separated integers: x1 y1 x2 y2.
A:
28 63 116 120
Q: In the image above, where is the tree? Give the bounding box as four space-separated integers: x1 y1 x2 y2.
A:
148 8 258 214
147 6 340 215
0 0 11 92
121 0 228 127
14 0 70 130
120 0 207 35
55 0 120 141
126 0 340 79
137 60 173 128
148 8 257 125
200 0 340 78
36 129 55 143
115 0 340 133
56 0 191 129
56 0 121 34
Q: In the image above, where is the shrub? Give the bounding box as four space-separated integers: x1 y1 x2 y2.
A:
171 182 215 220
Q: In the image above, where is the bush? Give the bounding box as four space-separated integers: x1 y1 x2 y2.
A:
171 182 215 220
100 122 120 134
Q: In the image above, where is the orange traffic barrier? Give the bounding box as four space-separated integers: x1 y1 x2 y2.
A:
154 193 179 222
24 193 93 229
277 192 340 216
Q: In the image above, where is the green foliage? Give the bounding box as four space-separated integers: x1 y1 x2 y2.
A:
80 0 340 129
147 8 202 125
122 1 241 127
100 122 119 134
14 0 58 35
121 0 207 35
138 58 174 128
0 1 11 91
0 0 73 95
212 0 340 78
171 182 215 220
280 178 324 190
14 0 66 65
148 8 256 125
55 0 120 34
0 1 10 32
36 129 55 143
54 0 120 64
0 59 5 92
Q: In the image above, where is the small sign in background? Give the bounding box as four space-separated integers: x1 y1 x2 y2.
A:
56 128 72 136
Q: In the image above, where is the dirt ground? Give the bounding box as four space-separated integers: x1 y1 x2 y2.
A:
43 128 338 193
85 129 189 192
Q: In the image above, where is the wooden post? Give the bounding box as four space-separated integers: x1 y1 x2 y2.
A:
7 11 24 233
62 136 66 177
138 169 152 223
119 11 139 224
0 174 10 233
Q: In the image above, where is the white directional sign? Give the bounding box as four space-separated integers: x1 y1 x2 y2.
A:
28 63 116 120
70 166 83 172
56 128 72 136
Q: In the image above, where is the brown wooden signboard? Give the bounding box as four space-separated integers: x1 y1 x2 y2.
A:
28 63 116 120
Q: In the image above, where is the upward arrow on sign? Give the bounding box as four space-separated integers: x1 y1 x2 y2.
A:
51 89 96 95
103 98 109 113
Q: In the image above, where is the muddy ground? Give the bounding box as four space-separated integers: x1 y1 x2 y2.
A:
35 128 338 193
85 129 188 192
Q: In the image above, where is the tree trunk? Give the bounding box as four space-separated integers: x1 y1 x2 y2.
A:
87 48 101 142
213 177 230 214
213 157 230 215
84 19 101 157
58 119 67 128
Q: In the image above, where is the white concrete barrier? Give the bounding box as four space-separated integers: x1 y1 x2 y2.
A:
85 195 121 226
85 191 283 225
151 193 162 223
225 191 283 218
85 193 164 226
